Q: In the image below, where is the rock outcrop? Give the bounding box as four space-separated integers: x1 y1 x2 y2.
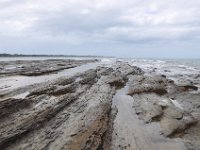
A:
128 74 197 138
0 63 138 149
0 59 199 150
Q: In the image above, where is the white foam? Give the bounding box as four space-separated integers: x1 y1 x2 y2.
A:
101 58 113 63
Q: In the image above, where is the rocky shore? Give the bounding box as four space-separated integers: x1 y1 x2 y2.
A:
0 59 97 77
0 59 199 150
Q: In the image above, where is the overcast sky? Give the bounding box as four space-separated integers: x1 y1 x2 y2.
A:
0 0 200 58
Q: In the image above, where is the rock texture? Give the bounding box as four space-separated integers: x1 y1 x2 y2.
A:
0 59 200 150
0 61 140 150
128 74 197 138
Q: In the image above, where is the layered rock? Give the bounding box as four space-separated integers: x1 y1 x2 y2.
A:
0 60 200 150
0 64 130 150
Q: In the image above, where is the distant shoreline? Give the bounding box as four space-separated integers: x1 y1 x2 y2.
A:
0 53 112 58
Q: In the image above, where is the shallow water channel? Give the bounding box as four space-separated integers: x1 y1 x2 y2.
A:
0 62 101 92
111 85 186 150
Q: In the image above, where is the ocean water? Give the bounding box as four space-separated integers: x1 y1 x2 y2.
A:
130 59 200 74
165 59 200 69
1 57 200 74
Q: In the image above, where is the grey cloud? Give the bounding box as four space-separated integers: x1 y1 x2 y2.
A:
0 0 200 58
32 10 122 33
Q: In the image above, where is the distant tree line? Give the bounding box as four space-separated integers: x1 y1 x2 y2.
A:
0 53 65 57
0 53 109 58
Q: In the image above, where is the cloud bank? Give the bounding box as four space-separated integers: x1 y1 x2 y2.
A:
0 0 200 58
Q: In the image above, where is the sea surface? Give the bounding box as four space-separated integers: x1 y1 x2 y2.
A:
0 57 199 75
